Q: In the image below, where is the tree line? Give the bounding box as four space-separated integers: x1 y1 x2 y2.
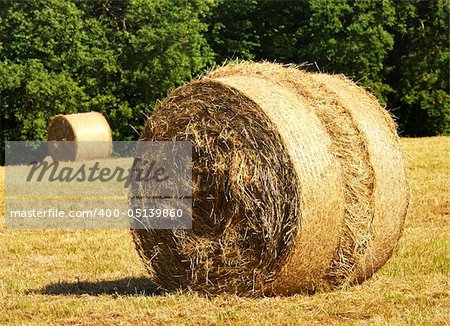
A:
1 0 448 163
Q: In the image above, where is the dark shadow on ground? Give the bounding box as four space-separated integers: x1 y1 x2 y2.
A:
34 277 163 296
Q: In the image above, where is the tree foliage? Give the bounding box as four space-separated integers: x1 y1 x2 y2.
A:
387 0 449 135
207 0 449 135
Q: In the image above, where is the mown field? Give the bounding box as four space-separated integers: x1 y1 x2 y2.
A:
0 137 449 325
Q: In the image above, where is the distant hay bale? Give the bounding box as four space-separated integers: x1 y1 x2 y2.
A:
132 62 409 296
48 111 112 161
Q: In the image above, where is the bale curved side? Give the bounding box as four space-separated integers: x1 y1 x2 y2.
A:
208 61 409 288
132 76 343 296
208 63 377 290
311 74 409 284
214 76 344 294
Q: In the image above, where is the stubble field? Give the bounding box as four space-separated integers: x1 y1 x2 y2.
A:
0 137 448 325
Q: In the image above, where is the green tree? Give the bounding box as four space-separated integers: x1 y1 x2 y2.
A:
207 0 260 61
388 0 449 135
207 0 449 135
208 0 396 101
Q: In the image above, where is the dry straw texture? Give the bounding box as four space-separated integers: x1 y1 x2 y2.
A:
48 111 112 161
132 62 409 296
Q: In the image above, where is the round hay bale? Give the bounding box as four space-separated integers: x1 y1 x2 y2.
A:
131 62 409 296
48 111 112 161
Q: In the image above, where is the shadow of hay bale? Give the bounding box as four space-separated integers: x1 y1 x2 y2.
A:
35 277 162 296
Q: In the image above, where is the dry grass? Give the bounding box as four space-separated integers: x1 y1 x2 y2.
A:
0 137 448 325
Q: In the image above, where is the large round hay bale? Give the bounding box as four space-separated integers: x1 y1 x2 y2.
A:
132 62 409 296
48 111 112 161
